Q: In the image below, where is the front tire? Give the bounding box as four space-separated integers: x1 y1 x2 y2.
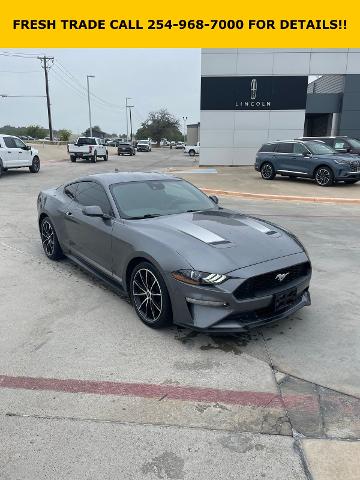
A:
70 155 76 163
91 152 98 163
29 156 40 173
315 166 334 187
189 149 195 157
130 262 172 329
40 217 64 260
260 162 276 180
104 151 108 161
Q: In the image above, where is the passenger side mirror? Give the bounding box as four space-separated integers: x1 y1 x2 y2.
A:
209 195 219 204
23 145 31 150
302 151 310 157
82 205 111 219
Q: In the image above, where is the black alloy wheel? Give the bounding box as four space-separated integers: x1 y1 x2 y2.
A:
261 162 276 180
315 166 334 186
130 262 172 328
40 217 63 260
29 156 40 173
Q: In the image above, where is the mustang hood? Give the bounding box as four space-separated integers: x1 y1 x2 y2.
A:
135 209 304 273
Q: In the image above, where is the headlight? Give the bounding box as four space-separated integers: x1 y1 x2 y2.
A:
171 269 227 286
333 159 349 165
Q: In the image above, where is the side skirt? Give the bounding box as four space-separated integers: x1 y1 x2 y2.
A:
66 253 128 300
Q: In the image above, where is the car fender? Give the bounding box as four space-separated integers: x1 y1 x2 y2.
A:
311 159 336 177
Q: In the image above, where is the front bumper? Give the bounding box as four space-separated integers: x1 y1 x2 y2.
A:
167 253 311 332
334 171 360 180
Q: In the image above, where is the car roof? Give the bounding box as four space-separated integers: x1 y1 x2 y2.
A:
71 171 178 187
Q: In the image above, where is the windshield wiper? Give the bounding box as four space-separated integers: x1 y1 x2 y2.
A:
128 214 162 220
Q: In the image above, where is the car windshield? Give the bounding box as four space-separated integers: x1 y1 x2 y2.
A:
77 137 97 146
111 179 216 219
304 141 336 155
348 138 360 148
138 141 148 144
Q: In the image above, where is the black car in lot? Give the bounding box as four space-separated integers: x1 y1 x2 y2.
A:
255 139 360 186
300 136 360 155
117 142 136 156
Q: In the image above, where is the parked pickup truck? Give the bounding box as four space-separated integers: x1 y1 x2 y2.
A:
68 137 108 163
184 141 200 157
0 134 40 177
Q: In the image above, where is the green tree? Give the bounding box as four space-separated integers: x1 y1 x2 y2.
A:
135 109 182 146
25 125 47 139
82 125 107 138
58 129 72 141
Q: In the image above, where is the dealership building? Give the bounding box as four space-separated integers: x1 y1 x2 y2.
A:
200 49 360 165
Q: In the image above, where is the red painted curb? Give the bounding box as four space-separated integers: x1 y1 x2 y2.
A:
0 374 318 411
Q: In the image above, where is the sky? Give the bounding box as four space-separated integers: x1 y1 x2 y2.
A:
0 49 201 135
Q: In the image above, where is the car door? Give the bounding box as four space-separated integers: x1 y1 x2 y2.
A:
13 137 32 166
64 181 114 274
274 142 297 173
290 143 313 176
2 136 20 167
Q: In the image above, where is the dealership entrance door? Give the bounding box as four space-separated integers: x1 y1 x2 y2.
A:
304 113 333 136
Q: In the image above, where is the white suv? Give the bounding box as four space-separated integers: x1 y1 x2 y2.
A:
0 135 40 177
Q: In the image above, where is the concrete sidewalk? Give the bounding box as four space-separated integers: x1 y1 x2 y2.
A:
171 166 360 203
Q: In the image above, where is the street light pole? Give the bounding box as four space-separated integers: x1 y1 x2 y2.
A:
125 97 132 141
182 116 188 144
128 105 134 144
87 75 95 137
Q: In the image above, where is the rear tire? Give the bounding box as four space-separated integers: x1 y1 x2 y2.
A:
130 261 172 329
91 152 98 163
260 162 276 180
40 217 64 261
189 150 195 157
0 160 3 178
104 151 108 161
29 156 40 173
314 166 334 187
70 155 76 163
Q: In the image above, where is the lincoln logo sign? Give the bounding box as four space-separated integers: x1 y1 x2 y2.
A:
250 78 257 100
237 78 271 108
201 76 308 111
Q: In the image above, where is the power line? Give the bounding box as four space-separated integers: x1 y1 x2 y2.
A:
0 51 42 58
0 70 40 74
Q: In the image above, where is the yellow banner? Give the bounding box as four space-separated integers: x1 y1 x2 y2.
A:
0 0 358 48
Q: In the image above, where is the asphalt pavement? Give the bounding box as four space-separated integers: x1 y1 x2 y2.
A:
0 147 359 479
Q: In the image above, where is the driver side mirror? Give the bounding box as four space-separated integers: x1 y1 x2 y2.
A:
209 195 219 204
82 205 111 220
23 145 31 150
302 151 311 157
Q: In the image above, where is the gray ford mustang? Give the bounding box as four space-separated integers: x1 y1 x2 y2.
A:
37 172 311 332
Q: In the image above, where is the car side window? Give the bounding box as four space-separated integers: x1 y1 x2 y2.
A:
293 143 308 154
75 181 113 216
275 143 294 154
259 143 276 152
64 182 79 200
13 137 27 149
3 137 17 148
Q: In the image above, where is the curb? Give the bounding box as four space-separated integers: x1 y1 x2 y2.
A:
201 188 360 205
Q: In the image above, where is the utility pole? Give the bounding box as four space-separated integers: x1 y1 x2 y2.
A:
38 56 54 141
125 97 132 141
87 75 95 137
182 116 188 144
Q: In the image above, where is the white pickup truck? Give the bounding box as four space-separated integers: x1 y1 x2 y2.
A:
184 141 200 157
0 134 40 177
68 137 108 163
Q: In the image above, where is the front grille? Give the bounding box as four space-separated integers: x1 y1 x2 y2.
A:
350 160 360 172
233 262 311 300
